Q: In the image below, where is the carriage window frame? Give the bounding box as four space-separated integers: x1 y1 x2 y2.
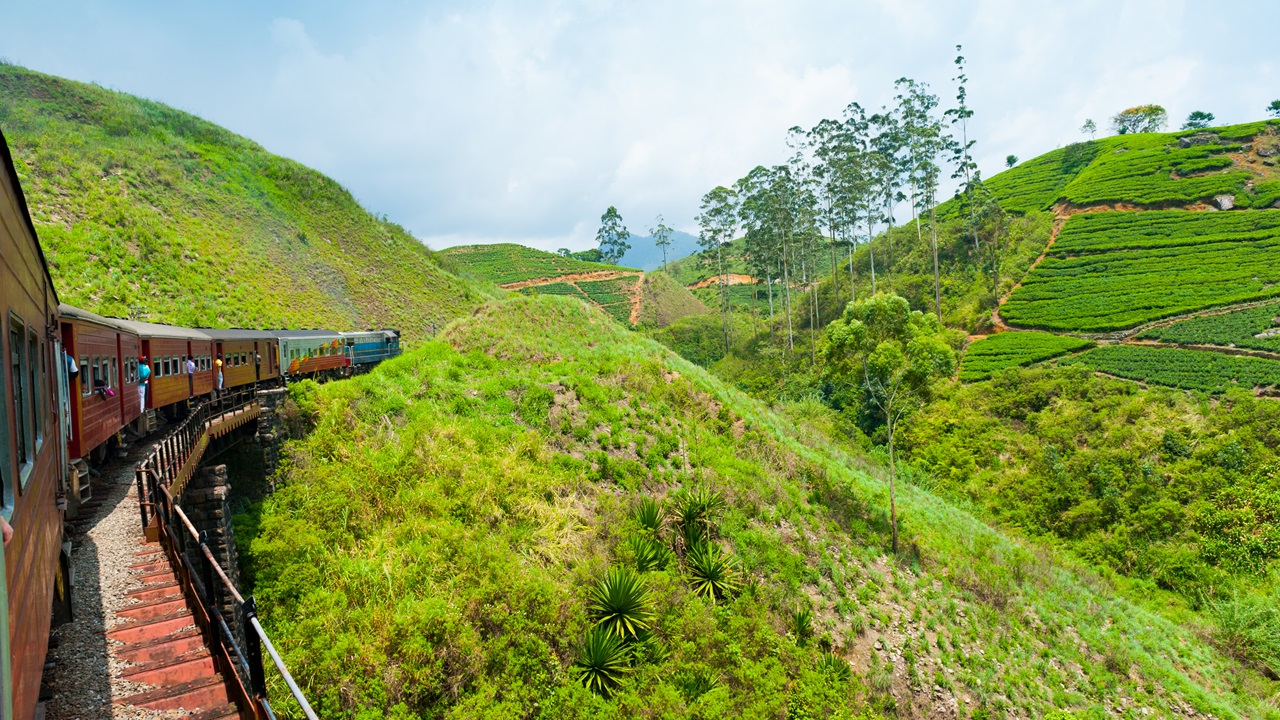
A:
80 354 90 396
0 314 12 514
30 328 44 455
11 314 34 491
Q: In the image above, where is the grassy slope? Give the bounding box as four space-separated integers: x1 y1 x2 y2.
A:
250 295 1273 719
446 244 708 328
0 63 480 339
636 270 709 327
440 243 635 285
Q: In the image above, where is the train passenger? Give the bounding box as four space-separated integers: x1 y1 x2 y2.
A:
2 515 12 547
216 354 224 391
138 355 151 412
186 355 196 395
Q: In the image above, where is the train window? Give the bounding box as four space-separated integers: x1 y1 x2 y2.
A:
0 321 8 512
10 316 33 486
80 355 90 396
112 357 119 390
31 330 44 454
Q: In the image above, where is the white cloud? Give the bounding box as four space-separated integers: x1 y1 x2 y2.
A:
4 1 1278 253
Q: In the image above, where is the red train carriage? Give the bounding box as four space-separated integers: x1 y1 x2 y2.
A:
2 130 68 720
58 305 142 462
201 329 281 389
111 320 214 413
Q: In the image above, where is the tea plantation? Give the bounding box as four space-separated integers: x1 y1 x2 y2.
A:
1138 303 1280 353
1066 344 1280 392
442 243 634 286
1001 210 1280 332
959 332 1094 381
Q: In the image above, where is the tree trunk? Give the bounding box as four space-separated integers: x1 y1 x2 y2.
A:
885 195 894 291
866 214 877 295
888 417 899 555
717 241 729 356
930 199 941 323
847 240 856 304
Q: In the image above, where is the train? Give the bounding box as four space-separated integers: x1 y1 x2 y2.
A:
0 129 400 720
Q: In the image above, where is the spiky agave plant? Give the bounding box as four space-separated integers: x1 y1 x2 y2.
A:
627 535 670 572
588 566 652 639
671 486 726 545
684 541 740 603
793 606 814 645
574 626 630 696
817 652 852 683
632 497 665 534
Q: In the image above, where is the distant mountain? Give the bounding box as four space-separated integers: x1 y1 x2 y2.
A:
618 229 700 271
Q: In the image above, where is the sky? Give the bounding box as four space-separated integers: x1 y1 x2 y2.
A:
4 1 1277 252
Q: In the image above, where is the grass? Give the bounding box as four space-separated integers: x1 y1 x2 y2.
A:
1137 302 1280 353
245 294 1279 718
0 63 479 340
441 243 634 285
1065 344 1280 391
635 271 709 328
959 332 1094 381
1002 211 1280 332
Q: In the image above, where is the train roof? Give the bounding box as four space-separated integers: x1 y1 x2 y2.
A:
1 129 58 307
339 329 399 340
198 328 276 341
267 329 343 340
110 318 213 341
59 303 126 330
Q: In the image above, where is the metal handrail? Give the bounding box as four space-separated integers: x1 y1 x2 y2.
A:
135 389 318 720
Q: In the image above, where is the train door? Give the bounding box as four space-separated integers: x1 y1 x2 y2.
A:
253 342 261 382
0 535 11 719
214 342 223 392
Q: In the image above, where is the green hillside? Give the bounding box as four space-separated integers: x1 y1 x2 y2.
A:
441 243 634 286
444 242 708 327
247 295 1278 718
0 63 479 339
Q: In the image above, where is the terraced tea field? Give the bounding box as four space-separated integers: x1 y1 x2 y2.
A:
1138 302 1280 353
1065 344 1280 392
1001 210 1280 332
960 332 1094 381
442 243 632 285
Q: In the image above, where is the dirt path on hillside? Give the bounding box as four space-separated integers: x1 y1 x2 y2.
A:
627 274 645 325
687 273 758 290
500 270 641 290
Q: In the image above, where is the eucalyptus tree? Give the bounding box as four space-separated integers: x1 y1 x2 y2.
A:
787 127 826 362
870 107 908 290
841 102 880 296
697 186 740 356
946 46 981 254
650 215 674 273
896 77 946 322
596 206 632 264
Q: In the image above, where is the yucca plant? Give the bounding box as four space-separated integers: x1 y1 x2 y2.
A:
588 566 652 639
817 652 852 683
632 497 665 534
573 626 630 696
627 535 670 572
793 606 814 645
685 541 740 603
672 486 726 545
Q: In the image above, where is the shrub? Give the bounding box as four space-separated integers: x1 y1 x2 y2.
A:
587 566 652 639
684 541 741 603
574 627 631 696
1205 592 1280 676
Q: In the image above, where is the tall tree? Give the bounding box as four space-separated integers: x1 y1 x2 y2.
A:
871 108 907 291
1269 100 1280 118
1182 111 1215 130
697 186 739 356
1080 118 1097 139
1005 154 1018 168
946 46 981 254
650 215 673 273
596 206 631 264
1110 105 1168 134
896 78 946 323
824 294 955 554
